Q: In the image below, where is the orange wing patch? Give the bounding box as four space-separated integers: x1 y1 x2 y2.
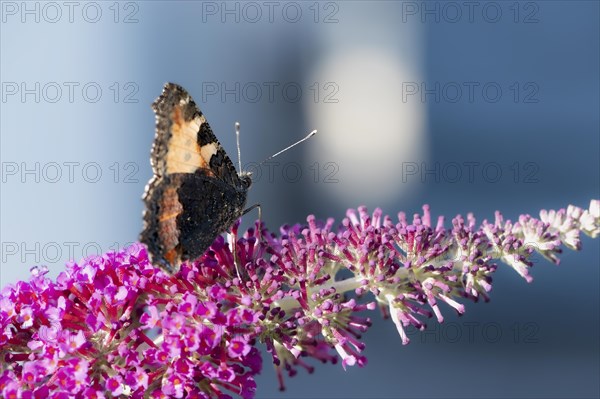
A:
165 105 217 175
157 184 183 257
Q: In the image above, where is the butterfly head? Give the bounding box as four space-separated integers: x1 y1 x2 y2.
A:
239 171 253 190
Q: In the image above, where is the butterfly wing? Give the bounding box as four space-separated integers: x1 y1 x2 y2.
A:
148 82 241 186
140 83 247 272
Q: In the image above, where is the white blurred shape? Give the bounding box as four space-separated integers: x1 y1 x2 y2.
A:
305 48 427 203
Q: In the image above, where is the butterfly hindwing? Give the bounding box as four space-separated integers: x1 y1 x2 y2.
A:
175 173 247 262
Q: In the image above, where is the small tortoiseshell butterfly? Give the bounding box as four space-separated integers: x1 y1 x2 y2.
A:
140 83 253 273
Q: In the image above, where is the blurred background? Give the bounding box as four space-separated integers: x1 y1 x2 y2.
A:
1 1 598 397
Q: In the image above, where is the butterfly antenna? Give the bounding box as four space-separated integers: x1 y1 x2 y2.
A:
258 130 317 166
235 122 242 172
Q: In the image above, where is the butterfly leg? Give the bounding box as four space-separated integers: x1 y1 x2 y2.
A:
242 203 261 218
231 204 261 282
242 203 262 243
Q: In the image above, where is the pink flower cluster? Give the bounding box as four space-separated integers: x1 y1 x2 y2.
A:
0 246 261 398
1 201 598 398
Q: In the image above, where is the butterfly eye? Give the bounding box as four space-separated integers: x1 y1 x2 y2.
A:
240 174 252 189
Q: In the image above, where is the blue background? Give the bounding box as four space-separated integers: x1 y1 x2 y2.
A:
1 1 598 397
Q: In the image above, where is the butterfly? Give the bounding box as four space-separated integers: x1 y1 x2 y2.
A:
140 83 254 273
